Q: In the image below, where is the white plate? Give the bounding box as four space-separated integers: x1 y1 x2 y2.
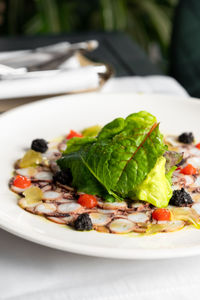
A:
1 92 200 260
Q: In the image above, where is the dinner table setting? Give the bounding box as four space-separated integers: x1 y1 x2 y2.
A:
0 33 200 300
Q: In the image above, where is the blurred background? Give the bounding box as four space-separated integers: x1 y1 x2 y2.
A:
0 0 178 71
0 0 199 97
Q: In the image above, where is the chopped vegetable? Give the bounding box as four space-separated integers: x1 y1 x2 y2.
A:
180 164 197 175
82 125 102 137
13 175 31 189
147 220 184 234
31 139 48 153
171 207 200 228
135 156 172 208
23 186 43 205
78 194 97 208
196 143 200 150
66 130 83 139
178 132 194 144
74 213 93 231
19 149 42 168
152 208 171 221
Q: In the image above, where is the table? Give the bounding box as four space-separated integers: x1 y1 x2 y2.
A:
0 32 161 77
0 32 162 112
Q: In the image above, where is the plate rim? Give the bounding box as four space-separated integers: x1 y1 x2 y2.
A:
1 92 200 260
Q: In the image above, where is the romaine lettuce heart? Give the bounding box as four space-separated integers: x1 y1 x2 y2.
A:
135 156 172 208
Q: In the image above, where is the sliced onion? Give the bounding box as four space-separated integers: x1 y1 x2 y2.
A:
18 198 42 209
147 220 184 234
89 213 111 226
41 184 52 193
42 191 62 201
62 215 76 224
164 135 180 147
47 216 68 224
191 193 200 202
184 175 195 186
55 198 75 203
187 157 200 168
16 167 37 177
36 203 57 215
130 202 148 211
42 149 61 160
128 212 149 223
48 136 64 149
171 207 200 228
188 147 200 156
97 209 116 214
11 185 28 194
57 202 82 214
192 203 200 215
34 171 53 181
102 201 127 210
108 218 135 233
193 176 200 188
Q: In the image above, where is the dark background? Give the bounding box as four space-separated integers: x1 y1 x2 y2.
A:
1 0 200 97
0 0 178 71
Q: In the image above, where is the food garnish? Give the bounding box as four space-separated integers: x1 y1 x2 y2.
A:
74 213 93 231
23 186 43 205
178 132 194 144
31 138 48 153
81 125 102 137
9 111 200 235
78 194 98 208
180 164 197 175
58 111 177 207
13 175 31 189
19 149 42 168
152 208 171 221
169 188 193 207
66 130 83 139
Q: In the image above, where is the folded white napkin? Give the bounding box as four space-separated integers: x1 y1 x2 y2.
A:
0 66 100 99
0 41 102 99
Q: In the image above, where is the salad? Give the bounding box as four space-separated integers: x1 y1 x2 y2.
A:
9 111 200 234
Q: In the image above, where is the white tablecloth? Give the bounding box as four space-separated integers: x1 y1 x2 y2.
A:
1 227 200 300
1 76 196 300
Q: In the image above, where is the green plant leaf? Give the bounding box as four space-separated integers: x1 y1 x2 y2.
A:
139 0 171 47
57 111 167 204
135 156 173 208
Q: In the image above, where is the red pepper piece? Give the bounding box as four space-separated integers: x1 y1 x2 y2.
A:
13 175 31 189
180 164 197 175
66 130 83 139
152 208 171 221
78 194 97 208
196 143 200 150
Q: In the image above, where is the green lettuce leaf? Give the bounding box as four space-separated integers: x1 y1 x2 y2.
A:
81 125 102 137
57 111 168 203
135 156 172 208
166 166 177 184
